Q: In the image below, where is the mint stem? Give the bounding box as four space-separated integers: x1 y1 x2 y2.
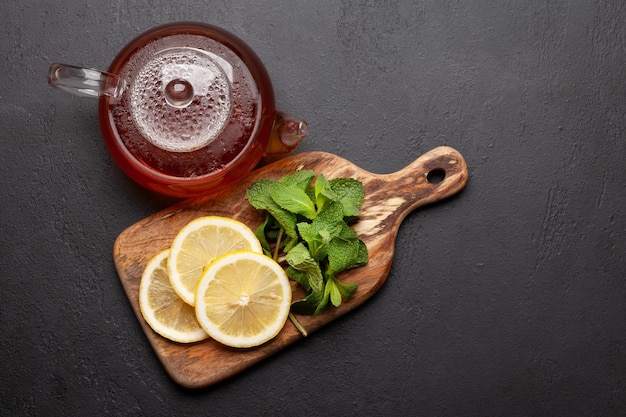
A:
273 228 284 261
289 312 308 337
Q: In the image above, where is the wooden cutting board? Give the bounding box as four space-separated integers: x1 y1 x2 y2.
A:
113 146 468 389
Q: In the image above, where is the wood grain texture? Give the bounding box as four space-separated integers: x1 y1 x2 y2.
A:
113 146 468 388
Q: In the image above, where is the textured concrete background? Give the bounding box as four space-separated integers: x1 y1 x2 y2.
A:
1 1 625 415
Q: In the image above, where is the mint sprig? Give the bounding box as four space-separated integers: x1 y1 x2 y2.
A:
247 170 368 316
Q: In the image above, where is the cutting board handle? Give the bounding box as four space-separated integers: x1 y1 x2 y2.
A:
378 146 468 218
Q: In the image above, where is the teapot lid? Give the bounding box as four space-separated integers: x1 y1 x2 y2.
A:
125 46 233 153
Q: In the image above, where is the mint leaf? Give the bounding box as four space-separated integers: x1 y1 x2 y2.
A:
285 243 324 294
270 182 317 220
246 179 275 210
297 222 328 260
286 266 312 291
331 276 358 300
327 237 361 278
338 221 358 240
314 174 337 212
354 239 369 267
298 201 346 260
316 275 358 312
254 214 272 255
279 169 316 190
325 276 358 309
286 243 326 315
326 278 342 308
270 207 298 239
313 200 344 232
330 178 364 217
291 290 324 315
315 286 331 314
247 179 298 238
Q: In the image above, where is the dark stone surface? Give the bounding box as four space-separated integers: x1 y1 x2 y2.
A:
2 1 625 415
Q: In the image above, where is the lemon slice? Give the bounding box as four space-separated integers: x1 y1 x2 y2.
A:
195 251 292 348
168 216 262 305
139 249 209 343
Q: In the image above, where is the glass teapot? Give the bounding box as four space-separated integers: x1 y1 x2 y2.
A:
48 22 308 198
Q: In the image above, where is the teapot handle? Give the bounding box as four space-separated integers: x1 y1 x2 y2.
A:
48 63 125 99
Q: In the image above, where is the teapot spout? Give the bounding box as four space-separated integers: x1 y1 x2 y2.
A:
265 111 308 156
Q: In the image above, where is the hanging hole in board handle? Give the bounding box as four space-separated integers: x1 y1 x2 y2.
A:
426 168 446 184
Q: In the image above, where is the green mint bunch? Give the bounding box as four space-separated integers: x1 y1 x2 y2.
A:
246 170 368 315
